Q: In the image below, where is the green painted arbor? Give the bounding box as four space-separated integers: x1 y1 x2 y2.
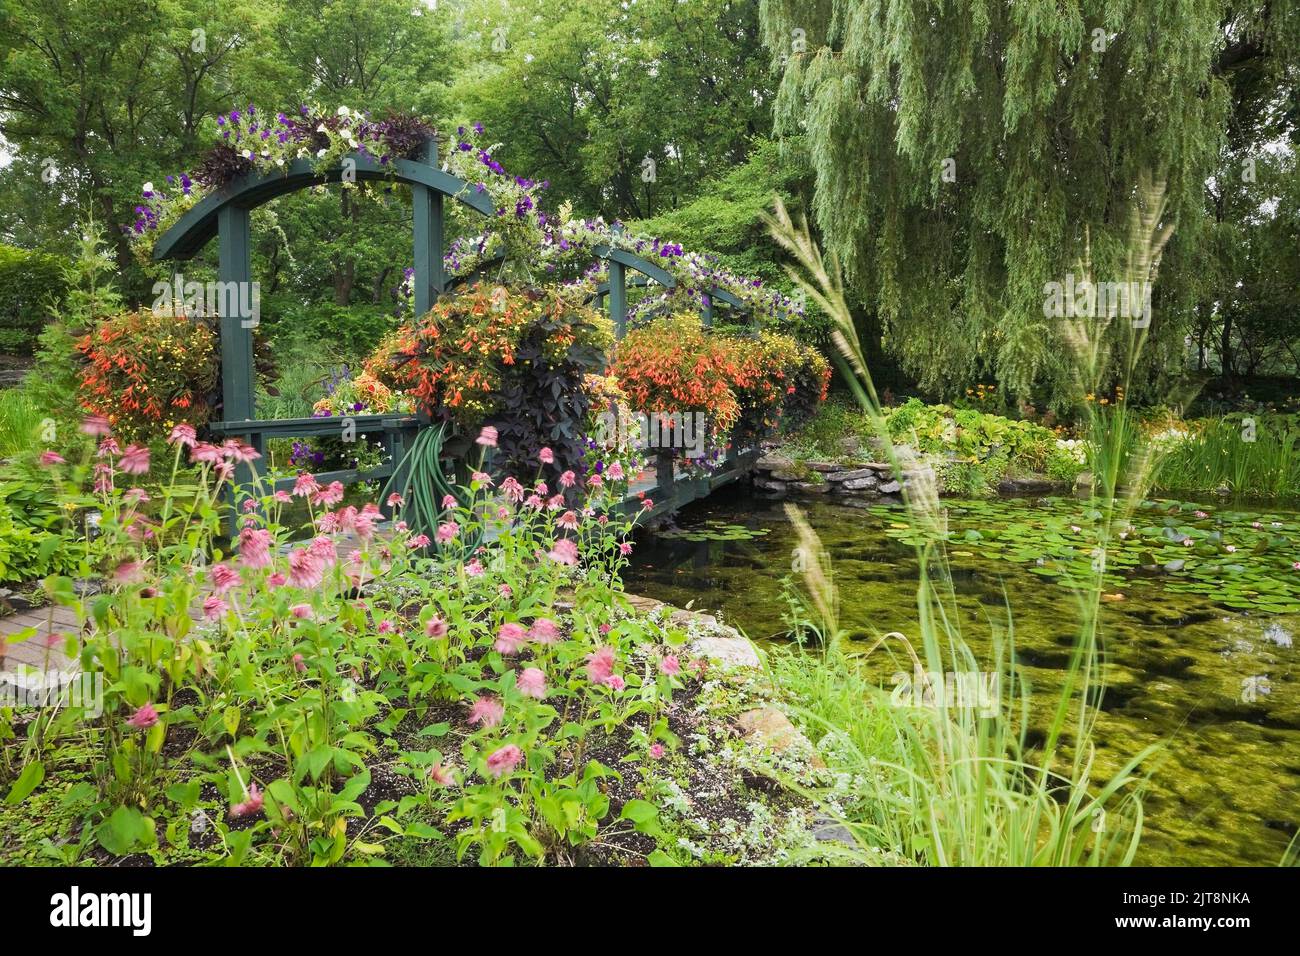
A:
151 137 759 519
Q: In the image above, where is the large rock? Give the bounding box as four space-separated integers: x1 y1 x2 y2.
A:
769 466 808 482
737 708 825 768
826 468 878 483
998 476 1055 495
879 480 902 494
840 475 880 491
690 634 761 670
756 453 794 471
805 461 841 472
792 481 830 494
754 477 788 493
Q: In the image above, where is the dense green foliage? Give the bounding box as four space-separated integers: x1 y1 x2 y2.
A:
0 243 64 352
759 0 1300 405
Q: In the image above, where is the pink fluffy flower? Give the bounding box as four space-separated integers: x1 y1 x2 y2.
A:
290 603 314 619
660 654 681 676
586 645 616 685
539 447 554 464
292 473 320 498
516 667 547 699
485 744 523 778
126 702 159 729
607 462 625 481
312 481 345 507
119 444 151 475
442 494 458 509
641 498 654 511
535 481 549 496
607 675 626 691
529 617 561 644
191 442 223 464
436 521 459 544
559 470 576 488
210 563 242 595
408 534 431 549
113 560 144 586
239 526 273 569
501 476 525 503
468 695 504 728
425 615 448 638
81 414 112 437
378 619 396 634
557 510 580 531
267 571 287 587
39 450 65 466
649 743 665 760
547 494 565 511
525 494 544 510
471 471 494 488
428 763 456 787
229 783 264 819
168 423 197 447
287 547 325 589
477 425 499 447
495 622 528 655
292 653 307 673
387 492 404 508
548 538 579 566
619 541 633 556
202 595 228 620
465 558 484 576
588 473 603 489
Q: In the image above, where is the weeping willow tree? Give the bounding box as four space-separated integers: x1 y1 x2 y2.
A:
758 0 1298 408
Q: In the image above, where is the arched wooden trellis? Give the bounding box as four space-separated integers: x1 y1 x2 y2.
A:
151 137 761 521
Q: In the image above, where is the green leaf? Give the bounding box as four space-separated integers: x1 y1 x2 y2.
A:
4 761 44 804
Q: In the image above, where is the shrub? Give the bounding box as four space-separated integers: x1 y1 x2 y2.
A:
0 244 65 353
76 310 219 442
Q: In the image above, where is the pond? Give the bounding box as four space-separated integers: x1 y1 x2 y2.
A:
624 486 1300 866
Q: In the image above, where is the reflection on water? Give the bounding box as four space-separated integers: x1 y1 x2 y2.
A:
624 485 1300 866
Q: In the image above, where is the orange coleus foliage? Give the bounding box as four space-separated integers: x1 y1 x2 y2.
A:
76 309 218 442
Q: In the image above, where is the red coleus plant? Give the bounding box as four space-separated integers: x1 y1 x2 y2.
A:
76 310 220 442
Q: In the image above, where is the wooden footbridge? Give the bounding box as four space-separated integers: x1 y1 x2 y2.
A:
150 139 761 525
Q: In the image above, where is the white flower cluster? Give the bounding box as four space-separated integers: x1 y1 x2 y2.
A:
1055 437 1089 464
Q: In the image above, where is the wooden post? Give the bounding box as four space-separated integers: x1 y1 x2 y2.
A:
608 225 627 339
702 290 714 328
217 204 259 535
413 137 444 316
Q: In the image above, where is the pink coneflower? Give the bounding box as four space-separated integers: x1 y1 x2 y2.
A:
485 744 523 778
210 563 242 594
471 471 494 488
229 443 261 464
202 595 227 620
239 527 273 569
287 547 325 589
408 534 431 549
535 481 549 496
525 494 544 510
425 615 448 638
548 538 579 566
441 494 458 509
436 521 459 544
559 470 576 488
242 498 257 513
267 572 287 587
292 473 320 498
539 447 554 464
599 623 612 635
501 476 524 502
273 489 292 504
477 425 499 447
586 645 616 685
619 541 633 556
428 763 456 787
607 462 624 481
353 510 377 541
557 510 580 531
496 506 509 521
230 783 264 819
168 423 197 447
660 654 680 676
290 603 313 619
126 702 159 729
81 414 112 437
529 618 561 644
467 696 504 728
649 743 665 760
39 450 65 466
213 461 235 483
118 444 149 475
387 492 404 508
97 437 120 458
292 653 307 673
495 622 528 655
516 667 547 699
312 481 345 507
191 442 223 464
465 558 484 576
113 560 144 586
499 583 513 598
378 619 396 634
588 473 603 489
547 494 565 510
641 498 654 511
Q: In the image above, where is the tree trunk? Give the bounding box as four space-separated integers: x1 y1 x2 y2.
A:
1219 311 1233 379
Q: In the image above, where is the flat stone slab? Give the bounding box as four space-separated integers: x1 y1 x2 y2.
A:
737 707 825 768
840 475 880 491
791 481 830 494
689 633 761 669
826 468 878 483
